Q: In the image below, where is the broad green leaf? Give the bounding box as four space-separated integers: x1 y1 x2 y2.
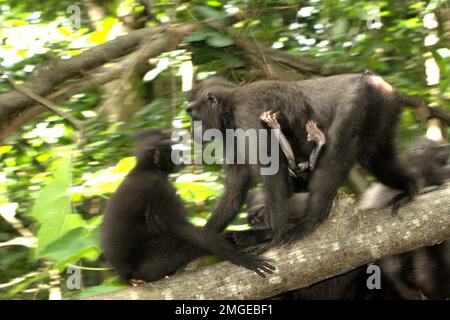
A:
184 28 215 43
207 0 222 7
42 226 100 264
29 158 83 257
175 172 223 202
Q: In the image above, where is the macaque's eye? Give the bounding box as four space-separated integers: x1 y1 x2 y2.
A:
206 93 218 105
255 209 263 218
249 218 256 225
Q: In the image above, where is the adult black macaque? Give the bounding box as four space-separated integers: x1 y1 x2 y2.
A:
186 73 418 244
100 128 274 284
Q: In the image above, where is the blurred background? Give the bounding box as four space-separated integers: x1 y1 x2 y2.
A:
0 0 449 299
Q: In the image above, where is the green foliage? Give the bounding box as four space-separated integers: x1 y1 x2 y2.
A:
29 158 83 257
74 277 128 299
41 223 100 264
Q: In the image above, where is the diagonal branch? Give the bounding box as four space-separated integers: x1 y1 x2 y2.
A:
3 74 85 131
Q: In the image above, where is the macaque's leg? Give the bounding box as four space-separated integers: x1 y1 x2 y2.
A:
260 111 326 173
260 111 298 176
306 120 326 170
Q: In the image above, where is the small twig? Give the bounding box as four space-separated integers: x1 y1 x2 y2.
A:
399 92 450 126
3 74 85 131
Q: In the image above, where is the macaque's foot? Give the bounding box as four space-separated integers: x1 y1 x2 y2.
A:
260 110 280 129
305 120 326 170
306 120 324 142
130 279 145 286
390 192 414 216
420 185 440 194
391 185 439 215
298 161 309 172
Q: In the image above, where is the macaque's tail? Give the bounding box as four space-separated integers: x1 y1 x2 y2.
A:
362 70 450 125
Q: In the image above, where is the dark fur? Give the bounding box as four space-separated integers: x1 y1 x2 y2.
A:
360 137 450 210
187 73 418 243
246 190 308 229
100 128 274 283
403 137 450 186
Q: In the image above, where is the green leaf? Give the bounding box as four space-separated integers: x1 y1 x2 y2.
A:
225 54 245 68
0 145 13 154
425 0 446 12
29 158 84 257
330 18 348 40
75 278 128 299
77 157 136 197
184 28 215 43
207 0 222 7
42 225 101 264
206 34 234 48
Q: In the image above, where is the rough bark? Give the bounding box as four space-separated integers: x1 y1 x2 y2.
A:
88 183 450 300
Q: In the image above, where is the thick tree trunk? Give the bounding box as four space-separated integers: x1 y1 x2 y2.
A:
88 184 450 300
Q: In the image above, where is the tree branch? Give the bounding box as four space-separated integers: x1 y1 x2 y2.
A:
3 74 85 131
0 24 199 141
88 183 450 300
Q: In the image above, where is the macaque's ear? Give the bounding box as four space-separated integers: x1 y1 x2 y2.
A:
151 147 160 164
140 146 159 164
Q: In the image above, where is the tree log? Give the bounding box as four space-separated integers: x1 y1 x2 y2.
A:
88 183 450 300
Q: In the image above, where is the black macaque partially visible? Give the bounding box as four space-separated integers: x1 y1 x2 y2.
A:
246 189 450 299
186 73 418 245
358 136 450 299
246 190 308 229
100 129 275 284
359 137 450 210
378 241 450 299
226 190 310 248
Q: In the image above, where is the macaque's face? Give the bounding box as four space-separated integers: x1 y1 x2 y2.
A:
135 129 179 172
186 79 235 143
247 205 267 229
